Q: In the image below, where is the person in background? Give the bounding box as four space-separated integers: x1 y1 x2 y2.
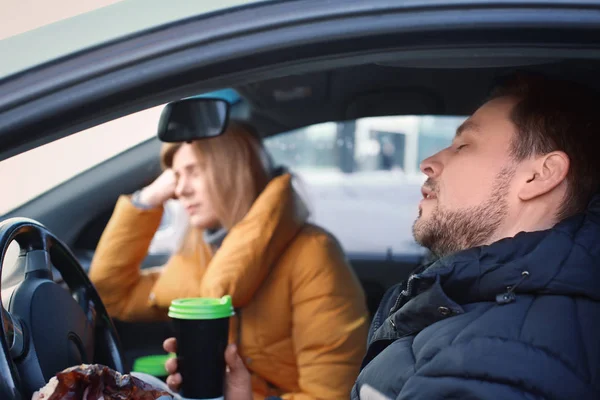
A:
89 120 369 400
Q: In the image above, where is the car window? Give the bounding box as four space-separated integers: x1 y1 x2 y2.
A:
264 115 466 257
1 114 464 270
148 199 188 255
0 106 165 215
0 105 166 278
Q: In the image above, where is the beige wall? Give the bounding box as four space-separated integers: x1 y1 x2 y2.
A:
1 0 124 40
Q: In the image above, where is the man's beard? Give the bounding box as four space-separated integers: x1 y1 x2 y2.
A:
413 167 515 258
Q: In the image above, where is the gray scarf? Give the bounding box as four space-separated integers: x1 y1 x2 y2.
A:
203 227 228 249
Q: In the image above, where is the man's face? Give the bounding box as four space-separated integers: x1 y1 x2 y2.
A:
413 96 521 257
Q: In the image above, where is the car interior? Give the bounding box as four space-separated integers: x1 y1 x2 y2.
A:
4 59 600 372
2 1 600 397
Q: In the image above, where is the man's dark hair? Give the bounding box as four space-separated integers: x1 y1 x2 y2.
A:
490 72 600 220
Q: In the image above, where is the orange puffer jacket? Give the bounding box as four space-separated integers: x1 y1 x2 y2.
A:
89 173 369 400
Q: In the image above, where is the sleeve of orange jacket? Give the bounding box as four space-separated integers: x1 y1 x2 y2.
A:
282 231 369 400
89 195 168 322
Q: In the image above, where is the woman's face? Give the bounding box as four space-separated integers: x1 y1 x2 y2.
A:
171 144 220 230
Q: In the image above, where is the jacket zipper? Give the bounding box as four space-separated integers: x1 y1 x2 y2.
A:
390 274 419 314
385 275 418 332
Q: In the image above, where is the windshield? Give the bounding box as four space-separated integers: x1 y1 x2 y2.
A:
264 115 466 256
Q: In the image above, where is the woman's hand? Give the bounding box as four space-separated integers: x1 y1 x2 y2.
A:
138 169 177 208
163 338 253 400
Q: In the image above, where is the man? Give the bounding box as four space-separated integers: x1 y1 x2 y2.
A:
164 73 600 399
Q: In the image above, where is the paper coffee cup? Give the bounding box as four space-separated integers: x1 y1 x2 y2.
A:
168 296 234 400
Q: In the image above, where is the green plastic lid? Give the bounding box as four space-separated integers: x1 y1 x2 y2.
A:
168 295 234 320
132 354 175 377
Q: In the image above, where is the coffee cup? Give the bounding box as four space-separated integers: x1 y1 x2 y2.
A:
168 295 234 400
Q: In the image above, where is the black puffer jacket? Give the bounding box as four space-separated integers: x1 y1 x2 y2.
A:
353 195 600 399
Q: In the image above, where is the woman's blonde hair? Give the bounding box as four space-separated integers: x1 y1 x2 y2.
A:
161 119 271 255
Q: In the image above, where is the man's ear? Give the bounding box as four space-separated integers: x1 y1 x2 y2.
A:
518 151 569 201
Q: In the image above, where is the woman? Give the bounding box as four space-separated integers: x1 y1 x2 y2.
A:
89 120 369 400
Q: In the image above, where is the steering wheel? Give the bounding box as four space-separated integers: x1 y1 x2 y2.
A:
0 218 126 399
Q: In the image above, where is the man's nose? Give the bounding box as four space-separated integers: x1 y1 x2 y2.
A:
420 152 443 178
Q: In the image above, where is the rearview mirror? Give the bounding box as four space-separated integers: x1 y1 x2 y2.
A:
157 98 230 143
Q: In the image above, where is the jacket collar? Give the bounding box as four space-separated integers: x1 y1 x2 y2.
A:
196 173 309 307
414 193 600 305
367 194 600 356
